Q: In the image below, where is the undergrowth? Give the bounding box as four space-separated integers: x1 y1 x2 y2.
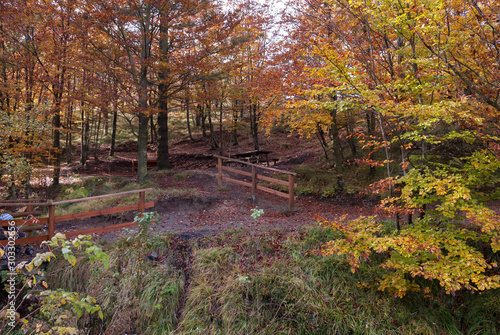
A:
55 175 202 216
48 232 185 335
46 225 500 334
288 162 384 198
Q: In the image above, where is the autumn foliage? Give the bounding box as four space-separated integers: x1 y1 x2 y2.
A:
270 0 500 297
1 0 500 299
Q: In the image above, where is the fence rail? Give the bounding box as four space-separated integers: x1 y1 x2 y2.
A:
0 188 154 246
214 155 297 210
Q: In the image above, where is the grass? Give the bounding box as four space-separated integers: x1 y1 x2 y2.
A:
173 171 194 181
48 232 185 335
54 174 202 216
44 224 500 334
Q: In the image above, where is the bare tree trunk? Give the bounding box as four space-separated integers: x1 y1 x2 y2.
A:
109 109 117 157
219 99 223 155
207 101 218 150
157 109 171 169
232 100 239 145
93 108 102 160
186 88 193 141
331 108 344 191
201 105 207 137
366 109 376 176
347 111 357 157
136 6 151 184
316 122 329 160
137 112 149 183
81 104 89 167
149 115 156 144
378 113 398 230
250 103 259 150
157 10 171 170
65 103 73 164
104 110 109 135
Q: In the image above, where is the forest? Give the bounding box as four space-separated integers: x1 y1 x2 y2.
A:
1 0 500 333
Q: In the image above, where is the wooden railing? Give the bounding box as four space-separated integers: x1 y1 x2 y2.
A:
0 188 154 246
214 155 297 210
1 199 44 218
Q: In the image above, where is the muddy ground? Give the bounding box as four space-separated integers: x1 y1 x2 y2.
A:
54 166 384 243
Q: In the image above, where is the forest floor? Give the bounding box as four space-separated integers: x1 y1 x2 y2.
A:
54 133 387 241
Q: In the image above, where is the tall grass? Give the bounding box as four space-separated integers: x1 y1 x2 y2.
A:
48 233 185 335
46 225 500 334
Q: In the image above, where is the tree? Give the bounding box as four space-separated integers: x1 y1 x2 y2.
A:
81 0 159 183
285 0 500 296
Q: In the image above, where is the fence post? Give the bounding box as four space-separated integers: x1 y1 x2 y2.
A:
288 175 295 210
48 201 55 240
251 166 257 198
218 157 223 189
139 191 146 212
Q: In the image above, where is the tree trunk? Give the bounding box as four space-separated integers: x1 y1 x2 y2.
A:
207 101 218 149
157 10 171 170
186 94 193 141
366 109 376 176
316 122 329 160
219 99 223 155
81 104 89 167
104 110 109 135
157 109 171 169
109 109 117 157
378 113 398 229
52 110 61 188
93 108 102 160
137 111 149 183
347 112 357 157
136 6 152 184
250 103 259 150
232 100 239 146
331 109 344 191
201 104 207 137
150 115 157 144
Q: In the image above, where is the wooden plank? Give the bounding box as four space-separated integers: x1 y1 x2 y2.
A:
256 174 292 187
52 188 154 205
0 199 43 203
213 155 296 175
0 235 49 247
62 221 138 238
0 202 49 207
251 166 256 197
256 184 290 199
222 165 252 177
48 204 55 239
54 202 154 223
12 218 49 225
289 175 295 210
9 211 42 218
223 176 252 188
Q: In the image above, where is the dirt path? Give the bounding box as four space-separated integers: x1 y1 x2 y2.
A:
141 168 383 239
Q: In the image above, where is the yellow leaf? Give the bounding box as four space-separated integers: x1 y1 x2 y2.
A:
25 262 34 272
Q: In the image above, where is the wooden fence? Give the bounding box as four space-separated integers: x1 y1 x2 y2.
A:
214 155 297 210
0 188 154 246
